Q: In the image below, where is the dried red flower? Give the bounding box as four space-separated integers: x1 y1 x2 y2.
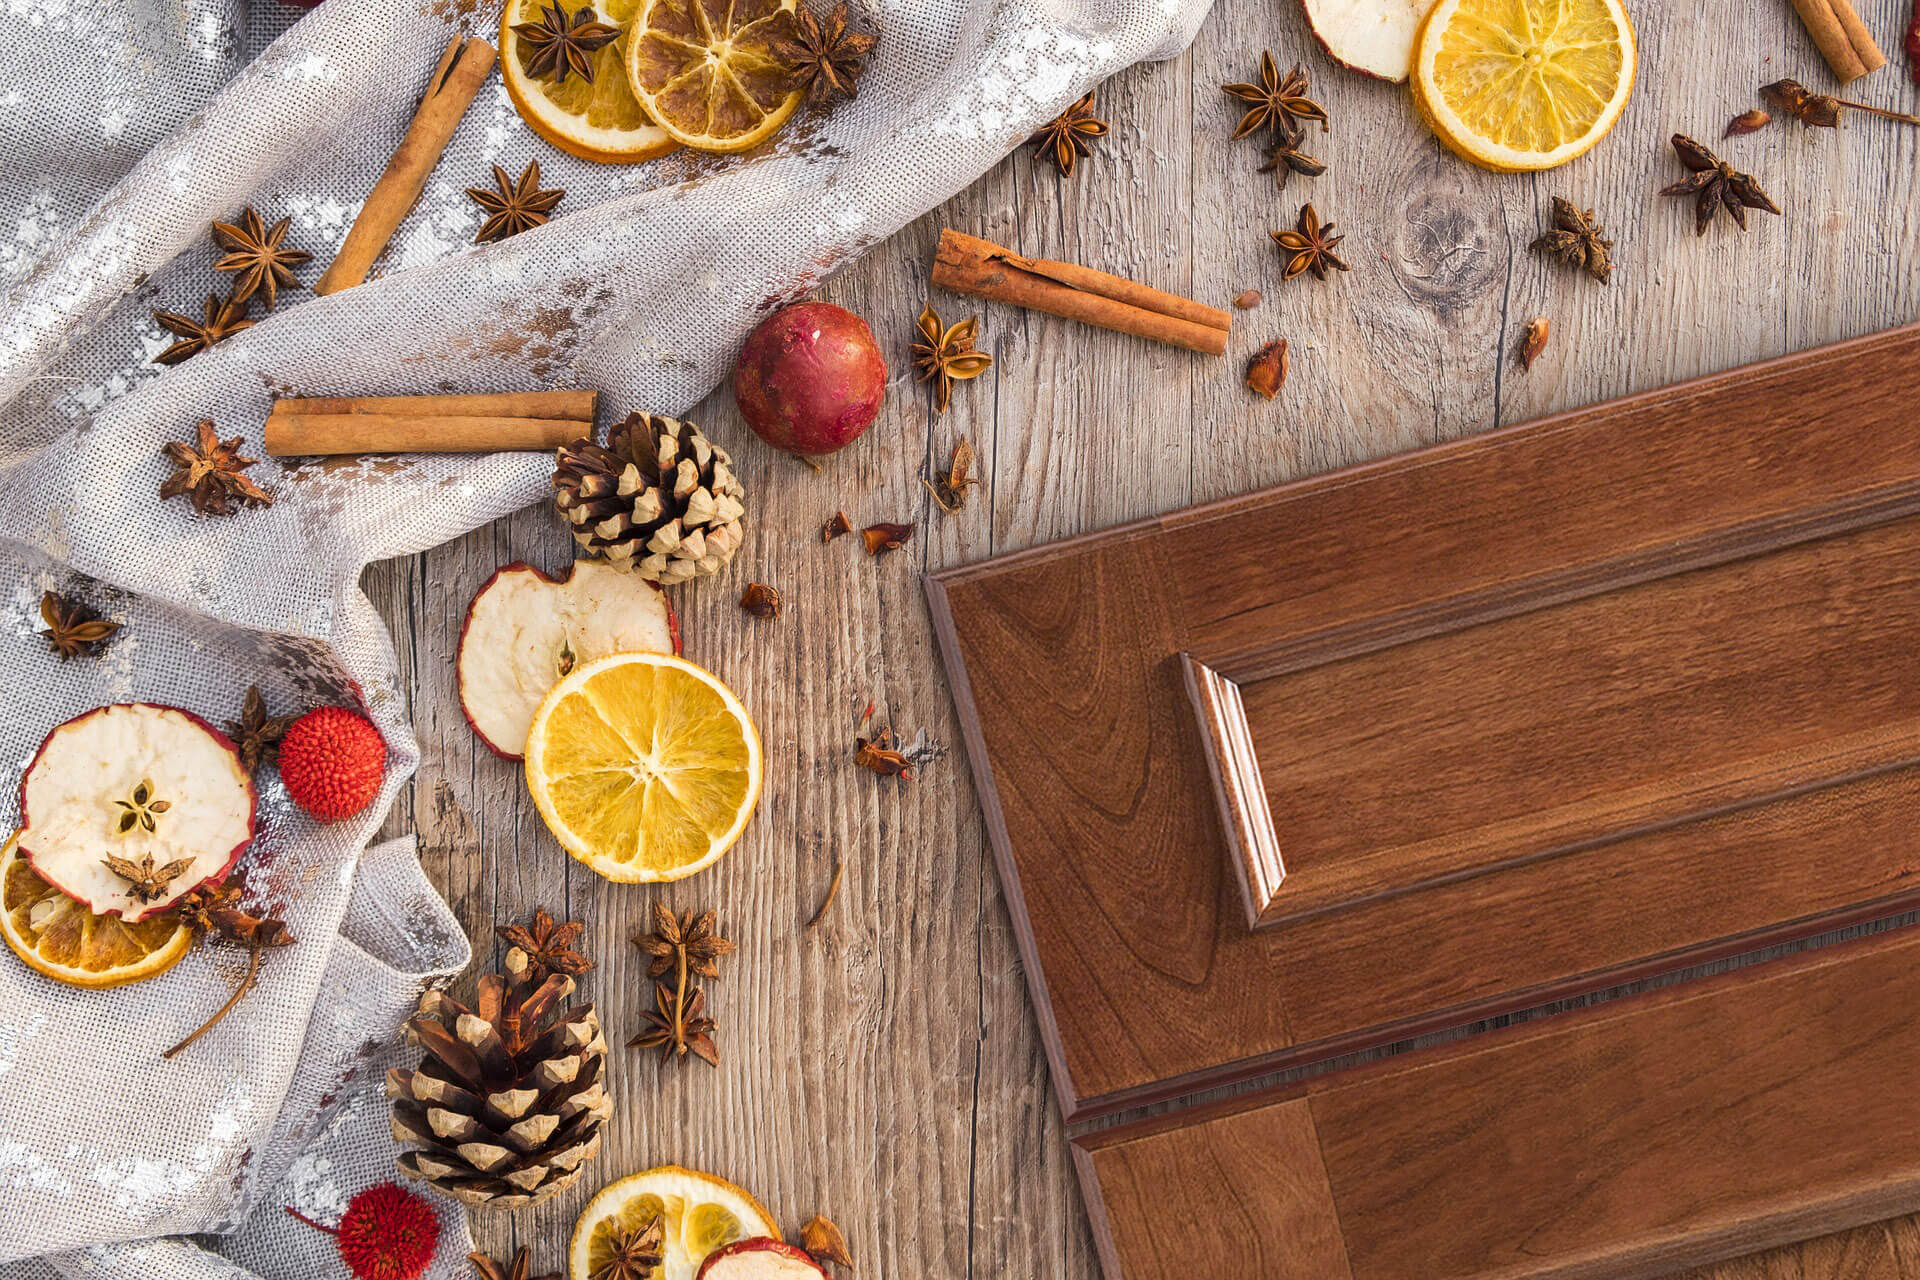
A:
287 1183 441 1280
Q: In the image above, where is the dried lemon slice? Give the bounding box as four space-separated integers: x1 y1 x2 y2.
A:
624 0 803 153
570 1165 780 1280
1 834 193 988
1411 0 1636 172
501 0 681 163
525 652 762 883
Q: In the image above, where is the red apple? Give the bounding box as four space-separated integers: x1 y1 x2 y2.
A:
457 560 681 760
696 1239 827 1280
731 302 886 455
1302 0 1441 83
18 704 256 920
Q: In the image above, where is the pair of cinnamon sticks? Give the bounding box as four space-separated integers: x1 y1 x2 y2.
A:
931 229 1233 357
263 390 595 457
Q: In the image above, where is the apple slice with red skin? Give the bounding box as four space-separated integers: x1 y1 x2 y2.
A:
18 703 256 921
1303 0 1440 82
458 560 681 760
696 1239 828 1280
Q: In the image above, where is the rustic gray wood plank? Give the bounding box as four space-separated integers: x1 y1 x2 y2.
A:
362 1 1920 1274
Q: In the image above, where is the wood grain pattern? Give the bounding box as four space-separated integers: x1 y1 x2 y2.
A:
1076 925 1920 1280
931 323 1920 1118
356 0 1920 1270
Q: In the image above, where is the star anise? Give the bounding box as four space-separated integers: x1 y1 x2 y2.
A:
39 591 120 660
1660 134 1781 235
1222 53 1328 143
227 686 298 772
775 1 877 104
470 1248 561 1280
176 878 247 936
1760 77 1920 129
588 1215 665 1280
161 419 274 517
923 437 979 514
1531 196 1614 284
101 852 195 904
114 779 172 835
468 160 566 244
512 1 620 85
211 207 311 311
634 903 734 979
152 291 252 365
1271 203 1349 281
496 906 594 983
1259 139 1325 191
1028 91 1108 176
632 981 720 1066
910 303 993 413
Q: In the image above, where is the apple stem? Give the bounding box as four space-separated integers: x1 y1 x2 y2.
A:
162 944 262 1060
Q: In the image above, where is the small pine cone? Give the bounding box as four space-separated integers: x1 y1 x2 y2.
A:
552 412 748 585
388 947 611 1208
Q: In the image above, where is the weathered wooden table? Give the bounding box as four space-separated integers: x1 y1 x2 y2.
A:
369 0 1920 1272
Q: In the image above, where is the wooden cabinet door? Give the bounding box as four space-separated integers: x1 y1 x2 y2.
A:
929 323 1920 1120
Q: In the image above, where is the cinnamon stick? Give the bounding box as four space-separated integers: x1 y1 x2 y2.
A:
314 35 497 296
264 412 580 457
1788 0 1886 82
272 390 598 421
930 229 1230 356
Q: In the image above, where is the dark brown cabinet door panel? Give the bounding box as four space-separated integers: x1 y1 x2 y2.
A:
929 323 1920 1120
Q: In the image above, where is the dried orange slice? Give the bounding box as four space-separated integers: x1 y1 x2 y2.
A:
525 652 762 883
501 0 681 163
1411 0 1636 172
1 834 193 987
625 0 803 153
569 1165 780 1280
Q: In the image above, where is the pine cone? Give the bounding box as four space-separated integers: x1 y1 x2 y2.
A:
388 947 610 1207
553 413 747 585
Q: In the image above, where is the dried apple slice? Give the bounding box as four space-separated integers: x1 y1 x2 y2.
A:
458 560 681 760
1303 0 1441 83
18 704 256 921
697 1240 826 1279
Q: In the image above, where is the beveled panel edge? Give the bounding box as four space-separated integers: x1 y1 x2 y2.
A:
921 570 1091 1119
1179 653 1285 932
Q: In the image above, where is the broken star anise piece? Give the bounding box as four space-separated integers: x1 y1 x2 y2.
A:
1272 203 1349 281
801 1216 854 1269
228 686 298 772
861 521 913 555
512 0 620 85
910 303 994 413
854 726 913 779
587 1217 666 1280
161 419 274 517
1028 91 1109 176
153 291 253 365
1519 316 1551 370
1659 134 1781 236
1245 339 1288 400
211 206 311 311
1530 196 1614 284
470 1248 561 1280
1724 107 1772 137
823 511 853 541
923 437 980 514
739 582 783 617
468 160 566 244
39 591 120 661
101 852 195 904
635 902 735 980
496 906 594 983
1259 139 1326 191
775 0 877 104
1223 53 1328 144
164 894 295 1059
